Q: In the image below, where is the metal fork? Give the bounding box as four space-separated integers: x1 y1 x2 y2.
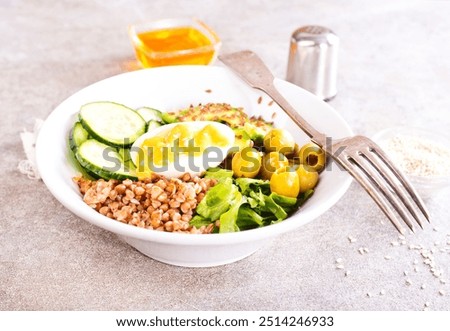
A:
219 50 430 234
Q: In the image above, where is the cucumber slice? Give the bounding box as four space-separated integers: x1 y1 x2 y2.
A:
79 102 146 147
69 122 89 152
117 147 136 170
136 107 162 122
146 120 162 132
161 112 178 124
75 139 137 180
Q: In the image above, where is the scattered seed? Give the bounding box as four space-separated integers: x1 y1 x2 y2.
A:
380 290 386 296
421 284 427 290
424 302 430 307
415 266 420 273
358 248 365 255
271 112 277 119
440 279 447 284
398 234 406 240
268 100 274 106
405 279 412 286
205 89 212 93
345 270 351 277
363 247 369 253
348 235 357 243
257 96 262 104
433 227 439 232
336 264 344 269
439 290 445 296
401 240 407 245
404 271 409 276
384 255 392 260
366 292 372 298
335 258 343 263
391 241 399 247
413 259 419 265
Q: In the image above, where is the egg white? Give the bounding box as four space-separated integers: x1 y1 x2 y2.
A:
130 121 235 178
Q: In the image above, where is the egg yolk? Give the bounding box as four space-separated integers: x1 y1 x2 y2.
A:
136 124 229 178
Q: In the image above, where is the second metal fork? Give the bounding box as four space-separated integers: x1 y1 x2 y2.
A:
219 50 430 234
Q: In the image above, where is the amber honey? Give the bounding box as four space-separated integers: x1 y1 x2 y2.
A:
131 24 218 67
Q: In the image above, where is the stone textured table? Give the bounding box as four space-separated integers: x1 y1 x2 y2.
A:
1 0 449 310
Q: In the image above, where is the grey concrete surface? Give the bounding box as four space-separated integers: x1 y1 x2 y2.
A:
1 0 449 310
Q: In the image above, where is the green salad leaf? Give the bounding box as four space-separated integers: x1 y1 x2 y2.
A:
236 205 263 230
190 169 315 233
219 191 245 233
204 167 233 181
235 178 270 195
195 177 237 221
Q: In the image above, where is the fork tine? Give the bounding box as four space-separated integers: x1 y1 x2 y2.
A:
351 153 417 232
335 155 407 234
350 153 415 232
371 145 430 222
359 148 425 229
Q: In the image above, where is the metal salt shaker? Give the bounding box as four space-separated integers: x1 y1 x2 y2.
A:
286 26 339 101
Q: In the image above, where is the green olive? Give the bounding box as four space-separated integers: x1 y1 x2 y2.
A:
263 128 296 155
296 164 319 192
270 168 300 198
260 151 289 180
232 147 262 178
298 142 326 172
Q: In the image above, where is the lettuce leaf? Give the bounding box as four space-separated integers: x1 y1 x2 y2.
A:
204 167 233 182
237 204 263 230
219 191 245 233
195 177 237 221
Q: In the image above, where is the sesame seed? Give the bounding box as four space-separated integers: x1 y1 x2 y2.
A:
391 241 399 247
433 227 439 232
345 271 351 277
414 266 420 272
434 241 440 246
384 255 392 260
439 290 445 296
401 240 406 245
363 247 369 253
405 279 412 286
424 302 430 307
366 292 372 298
380 290 386 296
358 248 364 255
421 284 426 290
335 258 343 263
336 264 344 269
404 271 409 276
398 234 406 240
440 279 447 284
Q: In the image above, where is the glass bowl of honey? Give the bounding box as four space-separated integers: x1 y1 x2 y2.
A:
128 18 221 68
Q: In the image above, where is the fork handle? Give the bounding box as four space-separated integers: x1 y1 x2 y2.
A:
261 84 328 148
220 50 327 147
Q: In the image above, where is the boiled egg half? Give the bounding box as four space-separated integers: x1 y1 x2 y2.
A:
131 121 235 179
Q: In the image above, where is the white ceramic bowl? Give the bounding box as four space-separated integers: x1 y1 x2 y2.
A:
36 65 352 267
